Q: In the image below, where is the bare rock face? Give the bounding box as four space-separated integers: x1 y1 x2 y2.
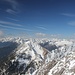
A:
34 60 57 75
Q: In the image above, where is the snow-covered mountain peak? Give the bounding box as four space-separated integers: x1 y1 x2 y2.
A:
0 37 75 75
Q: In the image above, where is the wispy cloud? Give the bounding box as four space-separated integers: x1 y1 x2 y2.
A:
3 0 19 14
6 17 19 21
0 20 22 26
0 24 33 31
61 13 75 17
0 20 34 31
68 21 75 26
5 0 18 9
6 9 17 15
0 30 4 36
36 26 47 30
6 0 18 5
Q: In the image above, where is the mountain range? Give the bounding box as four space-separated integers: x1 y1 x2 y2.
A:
0 37 75 75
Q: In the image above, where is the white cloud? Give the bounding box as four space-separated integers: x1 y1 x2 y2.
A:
6 9 17 15
0 24 33 31
50 34 61 37
35 33 62 38
3 0 19 14
0 30 4 36
36 26 47 30
0 20 34 31
6 17 19 21
0 20 22 26
35 33 46 37
68 21 75 26
61 13 75 17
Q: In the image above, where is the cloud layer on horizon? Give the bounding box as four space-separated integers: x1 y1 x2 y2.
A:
35 33 46 37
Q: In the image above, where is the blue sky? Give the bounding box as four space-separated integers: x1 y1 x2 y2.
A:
0 0 75 38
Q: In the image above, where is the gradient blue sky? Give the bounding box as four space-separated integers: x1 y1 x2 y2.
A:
0 0 75 37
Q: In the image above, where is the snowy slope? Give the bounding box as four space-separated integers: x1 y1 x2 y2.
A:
0 37 75 75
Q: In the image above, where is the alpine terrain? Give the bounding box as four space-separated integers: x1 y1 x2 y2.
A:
0 37 75 75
